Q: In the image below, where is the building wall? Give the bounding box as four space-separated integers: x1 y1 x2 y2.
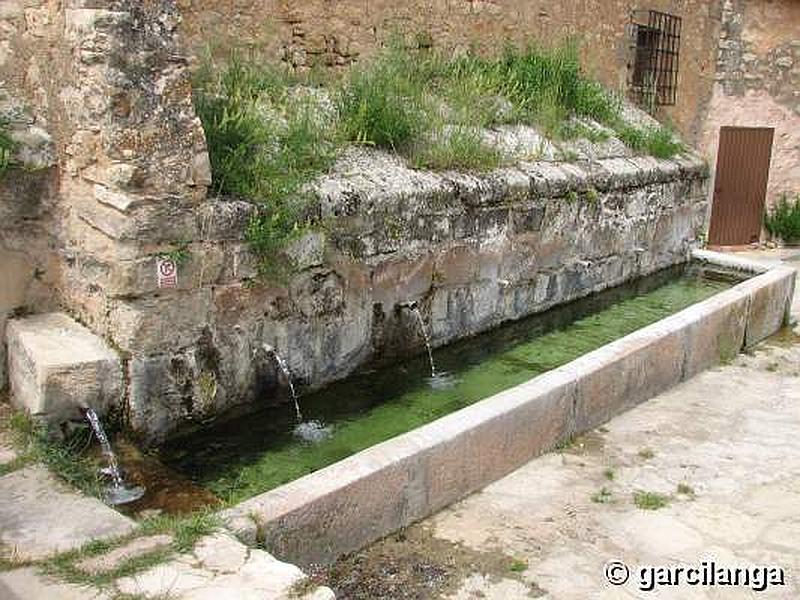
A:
701 0 800 206
176 0 722 145
0 1 210 392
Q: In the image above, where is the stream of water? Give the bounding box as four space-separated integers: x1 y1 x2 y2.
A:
84 408 145 505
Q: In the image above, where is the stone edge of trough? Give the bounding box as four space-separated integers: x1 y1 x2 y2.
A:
219 250 796 566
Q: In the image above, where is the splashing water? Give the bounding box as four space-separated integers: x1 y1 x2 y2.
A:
264 346 333 439
293 420 334 444
264 345 303 422
84 408 145 505
403 304 456 388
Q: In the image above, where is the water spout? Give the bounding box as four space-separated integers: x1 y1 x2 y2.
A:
263 345 302 422
400 302 437 378
84 408 145 506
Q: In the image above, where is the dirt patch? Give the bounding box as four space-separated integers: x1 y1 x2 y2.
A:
761 326 800 349
113 439 222 518
307 524 546 599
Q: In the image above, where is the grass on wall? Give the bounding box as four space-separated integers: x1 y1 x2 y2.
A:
0 119 16 176
615 124 684 159
765 193 800 244
193 52 341 277
193 40 684 276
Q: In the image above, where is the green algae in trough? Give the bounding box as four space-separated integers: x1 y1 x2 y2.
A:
162 265 733 503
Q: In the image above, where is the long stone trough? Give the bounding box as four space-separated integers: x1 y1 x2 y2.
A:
221 249 795 566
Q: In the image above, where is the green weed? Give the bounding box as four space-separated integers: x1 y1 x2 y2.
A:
194 51 341 278
509 558 528 573
765 194 800 244
633 490 670 510
591 487 614 504
637 447 655 460
6 412 102 498
139 510 221 553
616 124 683 158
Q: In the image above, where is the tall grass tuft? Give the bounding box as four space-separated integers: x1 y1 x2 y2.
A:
616 124 683 159
194 40 685 277
194 51 341 277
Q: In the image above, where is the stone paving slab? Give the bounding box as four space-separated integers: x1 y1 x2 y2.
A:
422 346 800 598
0 567 111 600
0 466 136 560
76 534 173 576
0 442 15 466
115 531 334 600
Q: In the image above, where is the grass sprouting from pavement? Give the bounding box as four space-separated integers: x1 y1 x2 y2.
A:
633 491 670 510
40 510 221 589
3 412 103 497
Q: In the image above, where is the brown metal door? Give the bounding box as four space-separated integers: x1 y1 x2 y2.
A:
708 126 774 246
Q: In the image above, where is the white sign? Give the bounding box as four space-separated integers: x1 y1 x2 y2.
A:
156 257 178 288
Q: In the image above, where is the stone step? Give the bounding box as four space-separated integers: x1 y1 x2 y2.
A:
114 531 335 600
6 312 121 424
0 466 136 561
75 534 174 576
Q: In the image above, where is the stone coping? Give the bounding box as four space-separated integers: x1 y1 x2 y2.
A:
202 150 707 242
221 250 795 566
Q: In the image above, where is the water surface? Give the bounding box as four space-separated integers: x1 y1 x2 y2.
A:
161 264 734 503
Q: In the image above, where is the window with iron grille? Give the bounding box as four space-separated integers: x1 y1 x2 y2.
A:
628 10 681 109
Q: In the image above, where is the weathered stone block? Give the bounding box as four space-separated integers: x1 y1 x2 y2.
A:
0 466 135 561
105 246 225 297
682 287 749 379
740 266 795 347
6 313 122 423
109 289 213 354
372 253 434 307
573 319 686 432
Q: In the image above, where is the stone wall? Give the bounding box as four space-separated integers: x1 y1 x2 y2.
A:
125 144 709 443
1 1 712 444
701 0 800 205
0 0 62 389
0 1 210 393
176 0 722 146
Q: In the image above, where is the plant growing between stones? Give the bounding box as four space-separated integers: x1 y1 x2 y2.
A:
591 486 614 504
0 118 15 176
194 40 686 277
160 242 191 266
616 124 683 159
637 447 655 459
39 510 220 591
633 490 670 510
4 412 103 497
509 558 528 573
